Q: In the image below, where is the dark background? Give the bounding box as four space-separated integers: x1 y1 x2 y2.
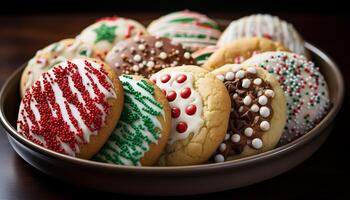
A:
0 1 349 199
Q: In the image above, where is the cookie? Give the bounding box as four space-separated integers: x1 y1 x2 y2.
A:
94 75 171 166
218 14 308 57
17 58 124 159
192 45 218 66
203 37 289 71
211 64 286 161
147 10 222 51
150 66 231 166
20 38 97 97
105 35 196 77
243 52 330 145
77 16 147 60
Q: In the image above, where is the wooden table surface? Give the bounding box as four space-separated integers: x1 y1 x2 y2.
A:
0 12 349 199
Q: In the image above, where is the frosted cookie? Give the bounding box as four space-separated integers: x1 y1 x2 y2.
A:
17 58 124 159
147 10 222 51
203 37 288 71
77 16 147 60
151 66 231 166
243 52 330 145
94 75 171 166
20 38 97 96
192 45 218 66
105 35 196 77
212 64 286 161
218 14 308 57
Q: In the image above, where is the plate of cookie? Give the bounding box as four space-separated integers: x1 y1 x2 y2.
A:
0 11 344 195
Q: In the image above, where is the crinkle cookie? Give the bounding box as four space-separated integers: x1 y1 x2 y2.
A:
203 37 288 71
20 38 97 96
243 52 330 145
212 64 286 161
105 35 195 77
94 75 171 166
218 14 308 57
151 66 231 166
77 16 147 59
17 58 124 159
147 10 222 51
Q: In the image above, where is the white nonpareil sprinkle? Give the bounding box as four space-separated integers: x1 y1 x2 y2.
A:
247 67 257 74
147 61 155 68
244 127 253 137
133 54 142 62
132 65 139 72
250 104 259 112
215 154 225 163
238 106 244 112
231 134 241 143
235 70 245 79
258 95 268 105
219 143 227 152
159 52 167 59
253 78 262 85
155 41 163 48
264 89 275 98
259 106 270 117
224 134 230 141
138 44 145 50
233 93 238 99
252 138 263 149
225 72 235 81
243 95 252 105
242 79 251 88
260 121 270 131
216 74 225 82
184 52 191 59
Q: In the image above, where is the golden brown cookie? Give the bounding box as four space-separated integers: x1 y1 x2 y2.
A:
17 58 124 159
150 66 231 166
94 75 172 166
20 38 98 97
211 64 286 161
203 37 289 71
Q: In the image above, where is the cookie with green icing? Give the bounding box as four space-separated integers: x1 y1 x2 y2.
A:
94 75 171 166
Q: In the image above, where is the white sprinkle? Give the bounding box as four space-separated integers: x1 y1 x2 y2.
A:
216 74 225 82
159 52 167 59
231 134 241 143
225 72 235 80
224 134 230 141
138 63 144 68
219 143 227 152
251 104 259 112
238 106 244 112
264 89 275 98
252 138 263 149
233 93 238 99
259 106 270 117
155 41 163 48
258 95 268 105
247 67 256 74
150 50 156 54
260 121 270 131
253 78 262 85
133 54 142 62
114 62 120 68
244 127 253 137
132 65 139 72
214 154 225 163
138 44 145 50
133 36 140 42
171 61 178 67
235 70 245 79
243 95 252 105
232 65 241 72
242 79 251 88
184 52 191 59
175 50 180 54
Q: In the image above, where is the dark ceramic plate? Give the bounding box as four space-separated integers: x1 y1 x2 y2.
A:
0 40 344 195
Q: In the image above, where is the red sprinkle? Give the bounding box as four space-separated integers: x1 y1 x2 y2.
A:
180 87 191 98
185 104 197 115
167 91 177 101
171 107 181 118
176 74 187 83
161 74 171 83
150 77 157 84
176 122 188 133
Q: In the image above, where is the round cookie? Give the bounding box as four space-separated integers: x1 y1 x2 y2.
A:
17 58 124 159
150 66 231 166
218 14 308 57
192 45 218 66
94 75 171 166
105 35 196 77
211 64 286 161
20 38 97 97
147 10 222 51
203 37 289 71
243 51 330 145
77 16 147 60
